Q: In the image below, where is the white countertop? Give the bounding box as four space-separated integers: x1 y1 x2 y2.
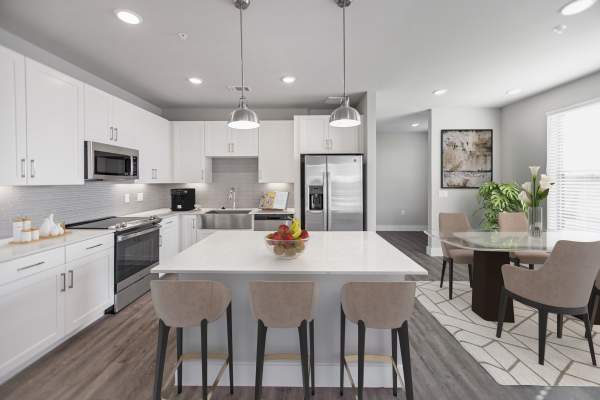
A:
126 207 295 219
0 229 114 263
152 231 428 276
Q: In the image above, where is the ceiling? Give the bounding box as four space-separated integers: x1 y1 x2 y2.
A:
1 0 599 131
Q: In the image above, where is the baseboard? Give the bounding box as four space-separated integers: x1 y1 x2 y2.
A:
426 246 443 257
376 225 427 232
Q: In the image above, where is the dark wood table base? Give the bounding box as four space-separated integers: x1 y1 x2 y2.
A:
472 251 514 323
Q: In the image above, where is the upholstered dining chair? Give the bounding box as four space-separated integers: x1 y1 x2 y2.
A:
591 273 600 327
498 212 549 269
496 240 600 366
439 213 474 299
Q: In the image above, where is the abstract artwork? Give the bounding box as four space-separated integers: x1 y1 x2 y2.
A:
441 129 493 188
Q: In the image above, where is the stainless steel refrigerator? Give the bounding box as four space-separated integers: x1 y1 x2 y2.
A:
301 154 364 231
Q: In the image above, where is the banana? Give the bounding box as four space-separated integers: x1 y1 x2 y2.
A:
290 218 301 239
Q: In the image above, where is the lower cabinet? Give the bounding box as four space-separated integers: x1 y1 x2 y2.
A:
159 217 179 262
180 215 198 251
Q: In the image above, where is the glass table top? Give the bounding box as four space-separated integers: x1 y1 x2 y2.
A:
425 230 600 252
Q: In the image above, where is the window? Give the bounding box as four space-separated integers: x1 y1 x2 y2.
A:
547 100 600 232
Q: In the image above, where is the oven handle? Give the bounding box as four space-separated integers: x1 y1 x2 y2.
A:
117 226 160 242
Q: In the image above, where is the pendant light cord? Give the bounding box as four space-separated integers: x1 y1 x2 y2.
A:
342 4 347 99
239 7 245 101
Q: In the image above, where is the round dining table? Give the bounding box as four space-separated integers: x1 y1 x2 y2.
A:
427 230 600 323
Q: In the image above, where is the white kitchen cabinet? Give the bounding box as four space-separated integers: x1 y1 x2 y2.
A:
159 216 180 262
258 121 294 183
0 263 65 381
172 121 212 183
180 215 199 251
296 115 362 154
25 59 84 185
205 121 258 157
139 111 172 183
0 45 27 185
64 248 113 335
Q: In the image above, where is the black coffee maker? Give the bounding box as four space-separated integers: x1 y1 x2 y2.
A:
171 189 195 211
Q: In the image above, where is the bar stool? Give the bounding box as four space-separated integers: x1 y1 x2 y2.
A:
249 281 317 400
151 280 233 400
340 282 416 400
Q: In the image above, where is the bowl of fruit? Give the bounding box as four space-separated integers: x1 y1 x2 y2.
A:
265 218 310 259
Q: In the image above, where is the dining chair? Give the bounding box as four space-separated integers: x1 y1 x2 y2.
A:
496 240 600 366
498 212 549 269
439 213 473 299
150 280 233 400
591 272 600 326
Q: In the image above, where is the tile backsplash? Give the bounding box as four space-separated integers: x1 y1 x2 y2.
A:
0 158 293 239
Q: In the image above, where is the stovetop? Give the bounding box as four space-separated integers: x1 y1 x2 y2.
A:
67 216 160 232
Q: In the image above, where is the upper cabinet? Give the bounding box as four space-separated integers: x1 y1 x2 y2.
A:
258 121 294 183
296 115 362 154
138 111 172 183
0 45 26 185
205 121 258 157
84 85 137 148
172 121 212 183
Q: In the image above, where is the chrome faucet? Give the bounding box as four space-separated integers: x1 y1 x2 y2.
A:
227 187 237 209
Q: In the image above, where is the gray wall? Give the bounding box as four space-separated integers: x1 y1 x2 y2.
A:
376 130 428 230
501 70 600 184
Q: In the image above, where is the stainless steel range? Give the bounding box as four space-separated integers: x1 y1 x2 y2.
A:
67 215 161 312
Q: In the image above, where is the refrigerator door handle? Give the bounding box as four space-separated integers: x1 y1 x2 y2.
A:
326 171 332 230
323 171 328 230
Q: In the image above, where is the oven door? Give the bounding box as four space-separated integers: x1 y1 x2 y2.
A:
85 141 139 180
115 225 160 292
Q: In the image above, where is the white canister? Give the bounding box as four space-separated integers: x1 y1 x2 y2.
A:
13 219 24 242
22 218 31 230
21 229 32 243
31 229 40 241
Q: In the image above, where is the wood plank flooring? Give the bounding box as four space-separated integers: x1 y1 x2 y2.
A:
1 231 598 400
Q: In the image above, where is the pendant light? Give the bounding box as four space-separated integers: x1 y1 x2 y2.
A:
228 0 260 130
329 0 361 128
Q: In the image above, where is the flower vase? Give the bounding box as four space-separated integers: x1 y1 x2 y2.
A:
528 207 543 238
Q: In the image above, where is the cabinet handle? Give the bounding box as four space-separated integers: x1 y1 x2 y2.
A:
60 273 66 292
110 127 114 141
17 261 45 272
192 219 195 229
159 234 163 247
68 270 74 289
201 169 205 181
30 159 35 178
115 127 118 141
85 243 103 250
231 142 235 153
20 158 26 178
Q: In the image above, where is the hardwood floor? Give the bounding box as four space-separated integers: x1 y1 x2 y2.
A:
1 231 598 400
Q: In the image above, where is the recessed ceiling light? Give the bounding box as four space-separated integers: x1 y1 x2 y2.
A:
411 122 420 127
553 24 568 34
281 75 296 84
188 77 203 85
506 88 522 96
177 32 189 41
432 89 448 96
114 9 143 25
559 0 597 15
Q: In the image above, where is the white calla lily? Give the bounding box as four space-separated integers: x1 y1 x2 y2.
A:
539 174 555 191
521 182 532 193
529 166 540 177
518 190 530 206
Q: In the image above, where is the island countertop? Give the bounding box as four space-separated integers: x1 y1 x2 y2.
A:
152 230 428 276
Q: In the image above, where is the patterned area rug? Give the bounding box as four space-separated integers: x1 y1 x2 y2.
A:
416 281 600 386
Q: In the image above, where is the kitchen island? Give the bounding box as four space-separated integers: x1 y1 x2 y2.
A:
152 230 427 388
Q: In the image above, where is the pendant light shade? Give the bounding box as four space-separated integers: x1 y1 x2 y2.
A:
229 0 260 130
330 0 361 128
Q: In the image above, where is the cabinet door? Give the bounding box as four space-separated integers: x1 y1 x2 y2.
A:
160 225 179 262
230 127 258 156
205 121 230 157
153 116 172 183
179 215 198 251
298 116 328 154
259 121 294 183
25 59 83 185
328 124 360 154
0 45 27 185
83 85 113 144
111 97 139 148
172 121 211 183
64 249 113 335
0 265 65 379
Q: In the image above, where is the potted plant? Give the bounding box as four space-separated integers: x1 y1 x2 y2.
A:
476 182 525 231
518 166 555 237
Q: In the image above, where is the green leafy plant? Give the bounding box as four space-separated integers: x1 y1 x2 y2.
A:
476 182 526 231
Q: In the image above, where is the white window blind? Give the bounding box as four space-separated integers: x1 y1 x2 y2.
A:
547 100 600 232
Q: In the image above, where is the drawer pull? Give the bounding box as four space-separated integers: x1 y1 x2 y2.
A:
60 273 66 292
85 243 103 250
68 270 74 289
17 261 45 272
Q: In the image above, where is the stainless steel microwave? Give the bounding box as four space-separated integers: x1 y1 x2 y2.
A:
84 141 139 181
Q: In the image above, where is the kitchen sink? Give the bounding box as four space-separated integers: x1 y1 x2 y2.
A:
199 209 253 229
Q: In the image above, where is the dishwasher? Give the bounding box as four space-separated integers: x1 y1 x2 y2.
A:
253 214 293 231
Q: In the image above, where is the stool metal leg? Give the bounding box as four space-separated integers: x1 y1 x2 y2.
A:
309 320 315 396
340 306 345 396
398 321 413 400
449 258 454 299
177 327 183 394
227 302 234 394
391 328 398 397
153 320 170 400
557 314 563 338
298 320 310 400
201 319 208 400
255 320 267 400
357 321 366 400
